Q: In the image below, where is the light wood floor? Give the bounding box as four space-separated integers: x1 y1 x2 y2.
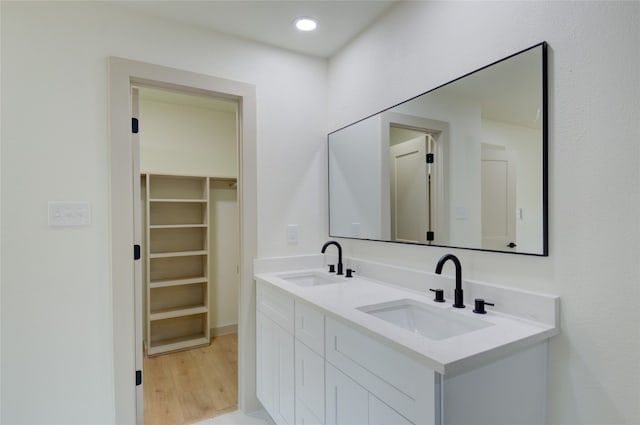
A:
144 334 238 425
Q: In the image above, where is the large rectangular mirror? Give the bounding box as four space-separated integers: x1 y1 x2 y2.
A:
328 42 548 255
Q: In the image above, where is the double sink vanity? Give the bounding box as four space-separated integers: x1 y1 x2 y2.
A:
254 41 554 425
254 250 559 425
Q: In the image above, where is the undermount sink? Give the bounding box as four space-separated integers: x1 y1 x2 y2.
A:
277 271 344 287
357 299 493 340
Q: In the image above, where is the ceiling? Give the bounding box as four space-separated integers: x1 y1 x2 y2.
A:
120 1 399 58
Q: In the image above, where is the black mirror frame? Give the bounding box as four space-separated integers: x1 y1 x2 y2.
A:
327 41 549 256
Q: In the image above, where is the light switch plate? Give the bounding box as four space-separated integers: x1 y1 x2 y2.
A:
48 202 91 226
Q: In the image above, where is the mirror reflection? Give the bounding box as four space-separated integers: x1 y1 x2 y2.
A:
328 43 547 255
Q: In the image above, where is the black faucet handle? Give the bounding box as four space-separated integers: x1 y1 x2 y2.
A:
346 268 356 278
473 298 495 314
429 288 445 302
328 264 335 273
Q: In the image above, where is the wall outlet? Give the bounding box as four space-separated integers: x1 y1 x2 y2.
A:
351 222 361 237
287 224 298 244
455 206 468 220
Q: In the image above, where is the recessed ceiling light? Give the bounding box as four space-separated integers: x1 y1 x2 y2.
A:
294 17 317 32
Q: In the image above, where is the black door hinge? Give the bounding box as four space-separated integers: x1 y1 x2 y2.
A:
426 231 435 242
134 244 141 260
132 118 139 134
426 153 434 164
136 370 142 386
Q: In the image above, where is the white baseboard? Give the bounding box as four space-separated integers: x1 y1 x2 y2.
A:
211 324 238 337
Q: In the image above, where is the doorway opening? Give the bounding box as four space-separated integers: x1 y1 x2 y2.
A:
135 86 240 425
384 118 449 246
480 143 517 251
109 57 258 425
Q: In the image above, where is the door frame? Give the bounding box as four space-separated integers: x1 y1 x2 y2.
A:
130 87 143 424
109 57 258 424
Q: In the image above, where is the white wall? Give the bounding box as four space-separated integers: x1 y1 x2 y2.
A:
329 115 383 238
0 2 327 423
210 183 239 330
139 95 237 178
328 2 640 424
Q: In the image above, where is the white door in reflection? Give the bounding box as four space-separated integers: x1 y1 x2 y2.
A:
390 135 435 243
481 144 517 250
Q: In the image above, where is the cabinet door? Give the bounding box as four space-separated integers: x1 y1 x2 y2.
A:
326 317 437 424
257 311 295 425
326 363 368 425
256 311 275 413
295 300 325 356
369 395 414 425
296 341 324 423
275 323 295 425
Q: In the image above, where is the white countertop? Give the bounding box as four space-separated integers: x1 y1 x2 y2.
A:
254 256 559 376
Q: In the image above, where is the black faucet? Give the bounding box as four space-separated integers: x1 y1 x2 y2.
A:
321 240 343 275
435 254 464 308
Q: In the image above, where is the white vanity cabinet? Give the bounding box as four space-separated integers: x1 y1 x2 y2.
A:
255 277 550 425
324 315 548 425
256 282 295 425
256 278 433 425
256 281 327 425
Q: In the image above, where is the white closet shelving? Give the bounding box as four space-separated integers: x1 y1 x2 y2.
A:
145 174 210 355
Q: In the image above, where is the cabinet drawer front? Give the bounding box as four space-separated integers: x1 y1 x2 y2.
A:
295 398 324 425
369 394 414 425
295 301 325 355
257 280 294 333
326 317 437 424
325 363 369 425
295 341 325 423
